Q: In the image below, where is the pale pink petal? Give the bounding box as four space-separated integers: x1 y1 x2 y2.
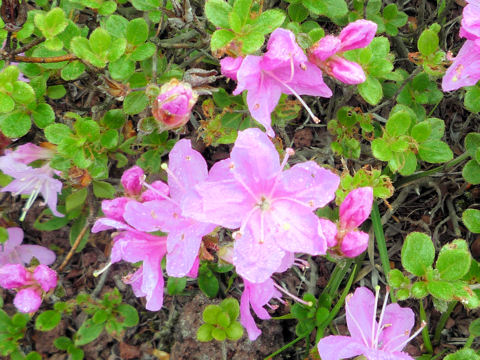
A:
379 303 415 352
275 252 295 273
240 285 262 341
329 57 366 84
280 162 339 209
142 254 164 311
123 200 173 232
345 287 376 346
14 288 42 313
18 245 56 265
124 267 146 297
310 35 342 61
186 256 199 278
40 174 64 218
91 217 133 233
33 265 57 292
460 1 480 40
285 62 333 98
10 143 54 164
233 55 262 96
0 263 28 288
339 20 377 51
166 227 203 277
121 166 144 195
220 56 243 81
442 40 480 91
262 28 308 70
141 180 170 201
341 230 369 258
247 278 281 319
339 187 374 230
101 197 131 222
5 227 24 251
168 139 208 201
319 218 338 248
317 335 366 360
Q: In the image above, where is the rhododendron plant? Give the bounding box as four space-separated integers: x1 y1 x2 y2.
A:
183 128 340 283
317 287 424 360
308 20 377 85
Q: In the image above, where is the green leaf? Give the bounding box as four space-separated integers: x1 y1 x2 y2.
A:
411 281 429 299
418 29 438 56
0 112 31 138
69 215 89 252
465 86 480 113
126 18 149 45
386 111 411 137
240 31 265 54
54 337 72 350
211 327 226 341
203 305 221 324
288 3 309 23
31 103 55 128
371 138 393 161
220 298 240 321
75 119 100 141
427 280 455 301
100 129 119 149
0 227 8 244
197 323 214 342
75 319 104 346
66 188 88 213
418 140 453 163
398 151 417 176
34 8 68 39
34 211 70 230
69 347 84 360
92 180 116 199
436 240 472 281
44 123 72 144
92 310 108 324
131 0 160 11
252 9 286 35
465 132 480 157
167 277 187 295
225 321 244 340
463 209 480 233
411 121 432 143
47 85 67 99
61 61 85 81
123 91 148 115
12 81 36 104
211 30 235 51
102 109 126 129
99 1 117 15
469 318 480 337
89 28 111 55
401 232 435 276
198 266 219 298
358 75 382 105
216 311 231 328
444 349 480 360
463 159 480 184
71 37 105 68
116 304 139 327
426 117 445 140
130 43 156 61
232 0 252 27
35 310 61 331
0 94 15 113
205 0 232 29
105 15 129 38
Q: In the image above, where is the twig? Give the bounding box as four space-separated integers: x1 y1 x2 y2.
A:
12 54 78 63
57 221 90 272
11 37 45 55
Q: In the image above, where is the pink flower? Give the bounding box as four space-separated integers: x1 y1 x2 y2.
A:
183 128 340 283
220 56 244 81
232 28 332 137
321 187 373 258
318 287 423 360
0 227 56 266
308 20 377 85
442 39 480 91
0 143 63 219
0 263 57 313
460 0 480 41
152 79 198 130
240 278 283 341
121 165 144 196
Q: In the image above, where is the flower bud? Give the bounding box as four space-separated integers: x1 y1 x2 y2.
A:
340 230 369 258
121 165 144 195
14 288 42 313
339 187 374 230
328 57 366 85
338 20 377 51
33 265 57 292
152 79 198 129
309 35 342 63
0 264 28 289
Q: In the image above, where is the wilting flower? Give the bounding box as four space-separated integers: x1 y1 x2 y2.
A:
318 287 423 360
232 28 332 137
0 263 57 313
183 128 339 283
320 187 373 258
0 143 63 219
152 79 198 129
0 227 56 266
308 20 377 84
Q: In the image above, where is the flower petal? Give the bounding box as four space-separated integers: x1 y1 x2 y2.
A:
340 230 369 258
142 254 165 311
123 200 174 232
14 288 42 313
329 57 366 85
18 245 56 265
319 218 338 248
121 166 144 195
339 187 373 230
442 40 480 91
317 335 366 360
240 284 262 341
338 20 377 51
345 287 376 347
379 303 415 352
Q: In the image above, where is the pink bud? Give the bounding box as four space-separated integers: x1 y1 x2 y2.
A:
101 197 130 221
121 166 144 195
14 288 42 313
0 264 28 289
328 57 366 84
340 230 369 258
318 218 338 248
309 35 342 62
33 265 57 292
152 79 198 130
339 187 374 230
220 56 243 81
338 20 377 51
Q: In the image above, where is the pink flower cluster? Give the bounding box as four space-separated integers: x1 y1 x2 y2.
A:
219 22 376 137
93 128 374 340
442 0 480 91
0 227 57 313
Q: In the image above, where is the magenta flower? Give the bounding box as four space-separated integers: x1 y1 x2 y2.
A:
442 39 480 91
460 0 480 41
152 79 198 130
220 56 244 81
0 263 57 313
183 128 340 283
0 227 56 266
318 287 423 360
240 277 283 341
321 187 373 258
308 20 377 85
0 143 63 219
121 165 144 196
232 28 332 137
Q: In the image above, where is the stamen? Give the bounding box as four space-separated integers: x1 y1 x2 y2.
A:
266 71 321 124
260 211 265 244
273 282 313 306
267 148 295 198
288 57 295 82
387 321 426 352
266 303 279 311
142 181 180 207
345 294 370 346
93 261 113 277
161 163 185 191
20 186 41 221
293 258 310 270
270 196 313 209
372 285 380 347
236 206 260 238
374 286 391 348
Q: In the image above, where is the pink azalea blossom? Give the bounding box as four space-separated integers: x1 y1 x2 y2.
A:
232 28 332 137
0 143 63 219
183 128 340 283
152 79 198 130
318 287 423 360
308 20 377 85
442 39 480 91
220 56 244 81
0 227 56 266
460 0 480 41
0 263 57 313
121 165 144 196
321 187 373 258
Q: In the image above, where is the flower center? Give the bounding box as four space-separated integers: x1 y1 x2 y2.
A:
258 196 271 211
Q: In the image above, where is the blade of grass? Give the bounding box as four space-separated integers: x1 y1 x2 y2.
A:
419 299 433 353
